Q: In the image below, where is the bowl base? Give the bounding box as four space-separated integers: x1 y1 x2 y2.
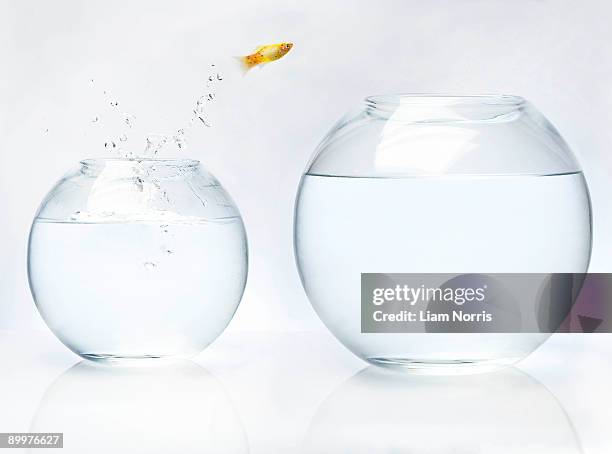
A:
367 356 520 375
80 352 191 366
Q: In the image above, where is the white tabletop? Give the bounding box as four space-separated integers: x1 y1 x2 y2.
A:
0 329 609 453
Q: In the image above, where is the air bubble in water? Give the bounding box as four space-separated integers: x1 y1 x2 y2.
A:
110 101 119 107
105 141 116 149
135 176 144 192
119 133 128 142
144 262 157 271
91 116 99 123
216 73 223 80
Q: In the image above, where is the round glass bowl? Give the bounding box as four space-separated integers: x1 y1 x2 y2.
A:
28 158 248 363
294 94 592 372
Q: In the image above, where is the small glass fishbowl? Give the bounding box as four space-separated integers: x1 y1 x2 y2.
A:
294 94 592 372
28 158 248 363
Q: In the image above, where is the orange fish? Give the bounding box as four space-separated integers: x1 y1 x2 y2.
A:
236 42 293 73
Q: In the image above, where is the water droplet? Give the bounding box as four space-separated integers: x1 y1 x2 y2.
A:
216 73 223 80
91 116 99 123
110 101 119 107
144 262 157 271
173 129 187 149
104 141 116 149
119 133 127 141
144 135 168 155
208 75 214 82
124 114 136 128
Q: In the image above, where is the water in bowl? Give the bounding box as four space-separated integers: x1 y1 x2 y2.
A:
294 171 591 371
28 216 247 362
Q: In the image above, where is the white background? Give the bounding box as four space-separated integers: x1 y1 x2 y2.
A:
2 2 612 453
0 0 612 330
2 0 612 330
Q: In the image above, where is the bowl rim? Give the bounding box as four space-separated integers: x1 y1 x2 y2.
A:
364 93 526 107
80 158 200 168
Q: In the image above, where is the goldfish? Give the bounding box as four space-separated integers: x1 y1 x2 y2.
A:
236 42 293 73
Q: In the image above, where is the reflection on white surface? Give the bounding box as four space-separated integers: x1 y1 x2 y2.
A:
29 361 248 454
302 366 583 454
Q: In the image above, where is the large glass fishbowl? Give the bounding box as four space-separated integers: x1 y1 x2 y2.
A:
28 158 248 363
294 94 592 373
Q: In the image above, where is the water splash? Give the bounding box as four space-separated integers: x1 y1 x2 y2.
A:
185 63 223 135
174 129 187 149
88 79 136 157
144 134 168 156
89 61 223 158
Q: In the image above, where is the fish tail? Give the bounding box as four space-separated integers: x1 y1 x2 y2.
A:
234 56 254 75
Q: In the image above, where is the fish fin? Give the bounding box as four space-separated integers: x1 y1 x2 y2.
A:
234 56 253 76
